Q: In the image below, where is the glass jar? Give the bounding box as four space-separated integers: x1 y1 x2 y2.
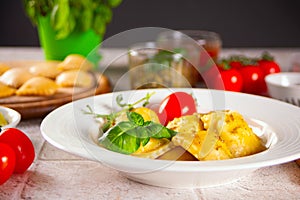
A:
157 30 220 85
128 42 196 89
179 30 222 62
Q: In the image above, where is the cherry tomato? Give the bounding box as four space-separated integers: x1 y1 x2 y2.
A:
0 128 35 174
157 92 197 125
0 143 16 185
214 68 243 92
229 61 243 69
258 59 281 94
258 52 281 76
258 60 281 75
239 65 265 94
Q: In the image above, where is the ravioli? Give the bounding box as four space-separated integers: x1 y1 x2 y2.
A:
56 70 93 87
200 111 266 158
57 54 93 71
29 61 61 79
0 68 34 88
167 110 266 161
16 77 58 96
132 138 174 159
0 82 16 98
0 63 11 75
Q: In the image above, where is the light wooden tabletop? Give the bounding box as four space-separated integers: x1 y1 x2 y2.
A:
0 47 299 200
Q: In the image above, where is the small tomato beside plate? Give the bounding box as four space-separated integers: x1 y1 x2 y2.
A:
0 143 16 185
0 128 35 174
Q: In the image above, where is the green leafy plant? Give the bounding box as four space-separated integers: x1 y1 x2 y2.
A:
23 0 122 39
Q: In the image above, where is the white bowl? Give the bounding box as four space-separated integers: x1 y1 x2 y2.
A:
40 88 300 188
0 106 21 128
265 72 300 106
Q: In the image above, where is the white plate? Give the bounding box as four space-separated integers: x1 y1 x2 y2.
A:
40 88 300 188
0 106 21 128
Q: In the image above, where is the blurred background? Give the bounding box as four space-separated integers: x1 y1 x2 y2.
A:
1 0 300 48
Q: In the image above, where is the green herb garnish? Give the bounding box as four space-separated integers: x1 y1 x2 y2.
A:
84 92 155 132
99 111 176 154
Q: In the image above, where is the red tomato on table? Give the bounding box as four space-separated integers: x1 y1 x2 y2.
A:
0 143 16 185
258 59 281 75
0 128 35 173
157 92 197 126
239 65 265 94
214 68 243 92
258 52 281 76
257 54 281 93
229 60 243 69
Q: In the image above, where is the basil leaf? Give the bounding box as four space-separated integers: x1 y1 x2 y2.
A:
99 119 177 154
99 121 140 154
55 12 75 39
80 8 93 31
50 0 70 31
136 126 151 146
108 0 123 7
24 0 37 23
93 14 106 36
144 121 177 139
127 112 144 126
96 4 112 23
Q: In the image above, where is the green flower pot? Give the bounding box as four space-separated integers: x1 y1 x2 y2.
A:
37 15 102 65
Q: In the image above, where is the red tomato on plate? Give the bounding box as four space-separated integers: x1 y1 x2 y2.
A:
214 68 243 92
0 128 35 173
157 92 197 126
239 65 265 94
0 143 16 185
